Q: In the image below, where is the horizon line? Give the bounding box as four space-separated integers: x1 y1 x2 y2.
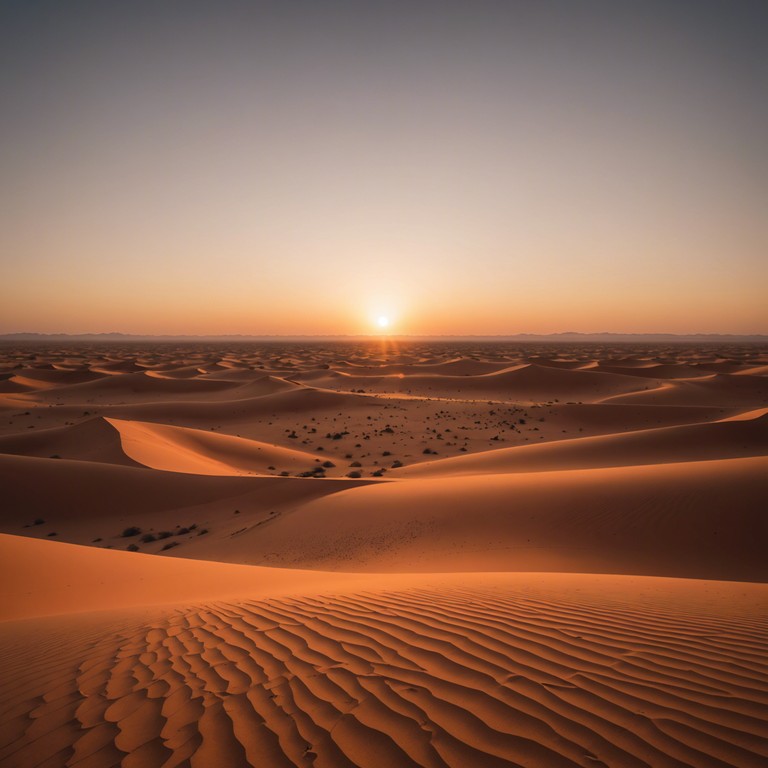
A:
2 331 767 342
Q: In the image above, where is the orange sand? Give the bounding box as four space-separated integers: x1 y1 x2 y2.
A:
1 340 766 767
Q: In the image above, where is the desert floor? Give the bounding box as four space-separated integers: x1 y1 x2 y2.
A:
0 340 766 767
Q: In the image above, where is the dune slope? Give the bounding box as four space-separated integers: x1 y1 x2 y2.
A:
1 537 766 768
224 457 768 579
106 417 327 476
0 417 142 467
0 453 369 547
400 411 768 476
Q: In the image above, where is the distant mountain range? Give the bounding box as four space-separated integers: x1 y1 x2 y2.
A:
1 332 766 343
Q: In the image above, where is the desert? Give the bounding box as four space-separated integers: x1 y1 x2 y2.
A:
1 339 766 767
2 1 767 765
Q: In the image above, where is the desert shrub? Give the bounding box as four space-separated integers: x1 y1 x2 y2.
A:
121 526 142 537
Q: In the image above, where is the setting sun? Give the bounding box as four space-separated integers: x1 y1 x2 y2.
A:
377 316 390 329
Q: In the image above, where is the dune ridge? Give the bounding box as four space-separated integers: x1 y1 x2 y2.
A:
106 417 329 476
400 410 768 476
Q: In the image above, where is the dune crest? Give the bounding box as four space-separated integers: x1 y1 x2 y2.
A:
400 410 768 476
106 417 328 476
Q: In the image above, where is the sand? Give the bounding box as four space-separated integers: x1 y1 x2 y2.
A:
1 340 766 767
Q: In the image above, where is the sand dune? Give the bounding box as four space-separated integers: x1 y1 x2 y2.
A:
144 365 215 379
0 534 307 619
4 449 764 581
525 357 592 369
90 360 153 374
528 402 735 433
1 536 766 768
603 373 768 407
691 361 761 374
106 385 364 420
334 358 515 377
21 370 242 402
0 453 368 549
325 364 661 403
107 417 330 475
11 366 108 385
1 340 766 768
0 377 40 394
736 364 768 376
199 368 290 382
12 370 300 407
0 417 142 467
485 364 664 398
0 534 425 619
4 374 61 391
191 457 767 580
400 410 768 476
595 363 711 379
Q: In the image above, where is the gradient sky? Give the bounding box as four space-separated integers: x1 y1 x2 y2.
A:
1 0 766 335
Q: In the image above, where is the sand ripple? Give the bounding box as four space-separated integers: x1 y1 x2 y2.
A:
2 584 766 768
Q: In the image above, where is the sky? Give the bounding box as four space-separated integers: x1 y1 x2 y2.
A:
1 0 766 336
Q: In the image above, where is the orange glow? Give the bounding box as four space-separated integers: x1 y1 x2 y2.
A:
0 3 764 337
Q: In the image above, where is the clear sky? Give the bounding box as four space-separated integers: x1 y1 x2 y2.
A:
1 0 766 335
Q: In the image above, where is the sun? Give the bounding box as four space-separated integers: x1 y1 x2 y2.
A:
377 316 390 329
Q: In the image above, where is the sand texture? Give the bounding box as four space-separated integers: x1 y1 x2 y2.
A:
1 340 766 767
